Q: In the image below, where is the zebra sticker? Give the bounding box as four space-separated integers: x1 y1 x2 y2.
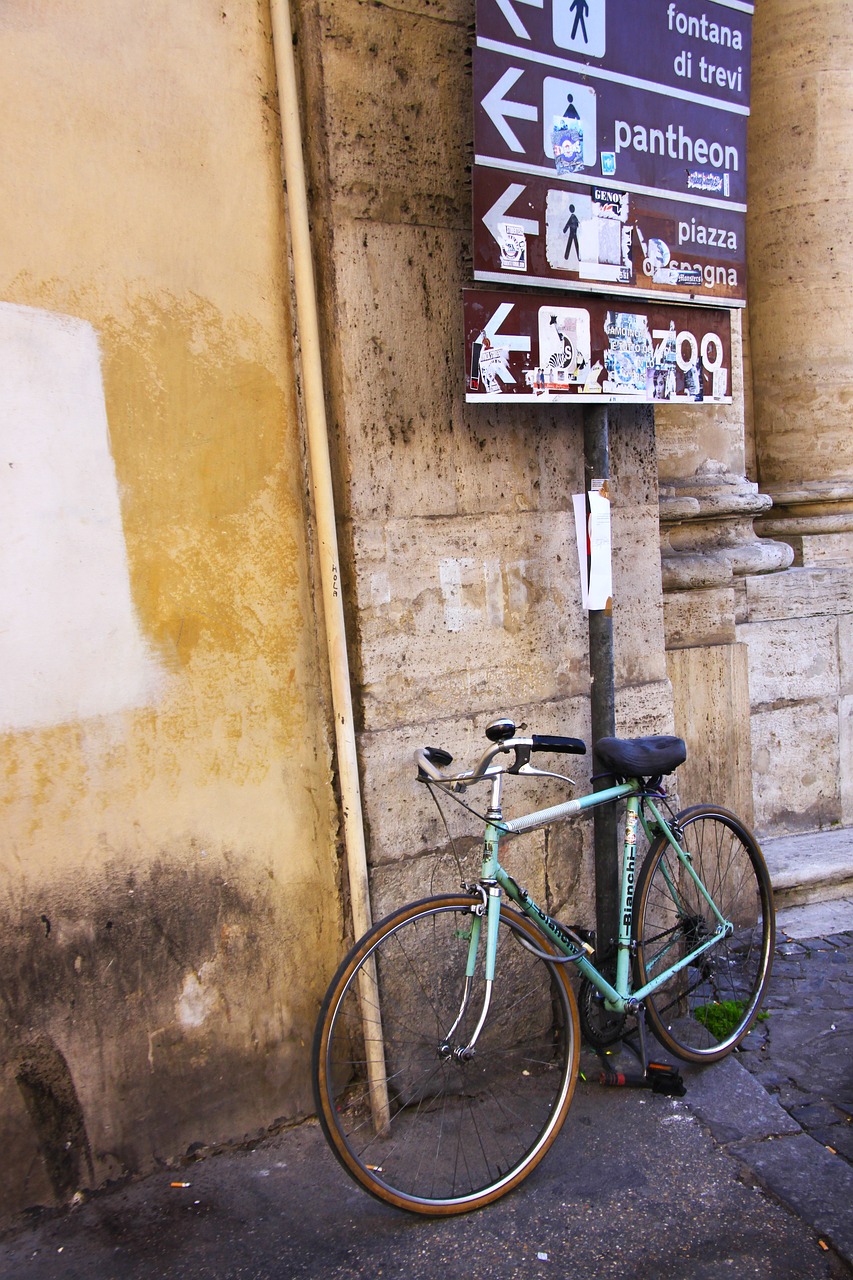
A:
537 306 591 383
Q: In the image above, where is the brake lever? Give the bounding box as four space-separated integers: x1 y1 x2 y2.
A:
512 763 576 785
506 742 574 785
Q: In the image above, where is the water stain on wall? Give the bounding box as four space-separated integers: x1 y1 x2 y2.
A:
0 853 324 1222
15 1033 95 1201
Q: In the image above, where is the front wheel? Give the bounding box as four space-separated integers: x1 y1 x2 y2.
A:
633 806 775 1063
312 895 580 1215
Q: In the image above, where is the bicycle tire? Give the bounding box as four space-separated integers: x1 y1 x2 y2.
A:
633 805 775 1063
312 894 580 1215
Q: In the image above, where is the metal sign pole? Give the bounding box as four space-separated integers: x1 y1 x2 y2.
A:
583 404 619 956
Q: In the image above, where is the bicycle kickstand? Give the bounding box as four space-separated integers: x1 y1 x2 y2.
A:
598 1006 686 1098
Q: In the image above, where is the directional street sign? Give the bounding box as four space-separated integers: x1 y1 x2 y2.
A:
473 163 746 303
472 0 753 306
474 52 747 202
476 0 751 108
464 287 733 404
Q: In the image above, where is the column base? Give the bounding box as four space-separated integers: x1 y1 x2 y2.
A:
756 483 853 567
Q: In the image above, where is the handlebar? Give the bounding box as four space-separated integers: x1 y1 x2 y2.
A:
415 730 586 787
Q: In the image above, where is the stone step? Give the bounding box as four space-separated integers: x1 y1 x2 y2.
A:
758 827 853 938
759 827 853 908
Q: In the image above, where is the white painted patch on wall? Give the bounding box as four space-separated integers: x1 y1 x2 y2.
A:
176 964 221 1029
0 302 165 731
369 570 391 606
439 557 475 633
483 559 504 628
506 560 531 616
439 557 531 633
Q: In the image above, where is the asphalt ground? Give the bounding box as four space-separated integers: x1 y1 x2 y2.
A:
1 899 851 1280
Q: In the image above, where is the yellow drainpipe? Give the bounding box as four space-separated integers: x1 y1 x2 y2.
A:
269 0 390 1132
268 0 373 948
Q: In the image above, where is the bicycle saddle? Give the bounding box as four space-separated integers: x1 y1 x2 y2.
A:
593 735 686 779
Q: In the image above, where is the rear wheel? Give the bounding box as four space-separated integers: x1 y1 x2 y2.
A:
633 806 775 1063
313 895 580 1214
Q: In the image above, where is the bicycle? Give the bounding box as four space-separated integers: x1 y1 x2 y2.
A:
312 718 775 1215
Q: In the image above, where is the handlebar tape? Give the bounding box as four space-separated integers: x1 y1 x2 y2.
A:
531 735 587 756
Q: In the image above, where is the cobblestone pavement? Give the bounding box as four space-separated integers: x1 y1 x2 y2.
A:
737 927 853 1166
677 913 853 1265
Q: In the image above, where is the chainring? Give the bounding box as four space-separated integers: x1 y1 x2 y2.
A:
578 966 627 1049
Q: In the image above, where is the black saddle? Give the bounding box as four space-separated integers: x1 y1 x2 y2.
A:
593 735 686 780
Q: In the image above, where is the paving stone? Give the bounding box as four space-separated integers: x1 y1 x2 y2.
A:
788 1100 850 1129
747 1065 795 1090
729 1132 853 1264
810 1123 853 1164
734 930 853 1190
681 1056 801 1145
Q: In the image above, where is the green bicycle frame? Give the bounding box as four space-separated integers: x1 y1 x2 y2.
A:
461 776 733 1030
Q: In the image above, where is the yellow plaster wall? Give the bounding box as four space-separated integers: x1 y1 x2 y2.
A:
0 1 342 1219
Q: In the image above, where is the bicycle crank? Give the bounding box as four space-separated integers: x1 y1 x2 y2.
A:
578 965 627 1050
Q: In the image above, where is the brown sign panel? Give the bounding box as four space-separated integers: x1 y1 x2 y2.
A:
476 0 752 110
472 166 745 303
474 49 747 205
464 287 733 404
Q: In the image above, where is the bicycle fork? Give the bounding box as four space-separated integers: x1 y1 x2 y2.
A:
438 883 501 1061
439 791 506 1062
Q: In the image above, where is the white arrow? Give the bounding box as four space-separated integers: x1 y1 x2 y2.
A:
483 302 531 355
478 346 517 387
483 182 539 247
494 0 544 40
481 68 537 153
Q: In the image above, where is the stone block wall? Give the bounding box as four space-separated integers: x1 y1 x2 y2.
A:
737 565 853 835
294 0 678 933
353 407 674 932
743 0 853 841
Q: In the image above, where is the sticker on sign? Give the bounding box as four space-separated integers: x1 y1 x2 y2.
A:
464 288 732 404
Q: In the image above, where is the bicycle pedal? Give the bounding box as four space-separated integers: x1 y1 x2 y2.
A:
598 1062 686 1097
646 1062 687 1097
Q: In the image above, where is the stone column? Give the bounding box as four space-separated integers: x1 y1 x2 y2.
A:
655 300 794 824
748 0 853 560
658 464 792 824
743 0 853 834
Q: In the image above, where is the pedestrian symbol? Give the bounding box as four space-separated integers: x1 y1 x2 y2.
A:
570 0 589 43
553 0 605 58
563 205 580 261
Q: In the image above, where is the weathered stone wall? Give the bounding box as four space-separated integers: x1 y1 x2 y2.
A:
656 318 792 825
294 0 675 929
737 569 853 833
0 2 342 1223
